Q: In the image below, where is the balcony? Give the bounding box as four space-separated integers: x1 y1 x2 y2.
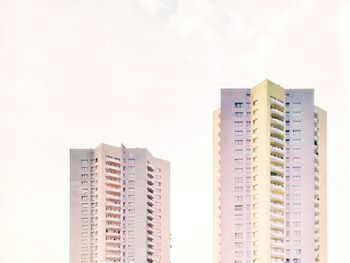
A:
271 117 284 128
147 230 154 241
270 108 284 119
271 250 284 259
271 193 284 203
270 145 284 156
106 224 120 231
106 187 121 195
147 163 154 172
105 161 121 169
271 174 284 185
106 178 121 186
106 208 120 215
271 221 284 230
147 206 154 214
271 211 284 221
147 213 155 221
147 172 154 179
271 202 284 212
106 215 121 223
147 192 155 200
271 136 284 147
270 97 285 109
105 238 121 245
271 183 284 193
271 165 284 176
271 230 284 240
271 240 284 249
270 127 284 138
147 179 154 186
147 255 155 263
270 155 284 166
106 200 120 208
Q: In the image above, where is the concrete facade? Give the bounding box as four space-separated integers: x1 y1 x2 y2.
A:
213 80 327 263
70 143 170 263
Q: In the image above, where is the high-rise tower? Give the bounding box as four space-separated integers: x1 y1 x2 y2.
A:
70 143 170 263
213 80 327 263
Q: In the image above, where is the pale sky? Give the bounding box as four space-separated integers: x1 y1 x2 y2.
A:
0 0 350 262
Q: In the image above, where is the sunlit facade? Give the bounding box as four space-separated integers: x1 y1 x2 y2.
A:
70 143 170 263
213 80 327 263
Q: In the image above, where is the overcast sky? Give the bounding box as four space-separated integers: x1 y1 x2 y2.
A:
1 0 350 262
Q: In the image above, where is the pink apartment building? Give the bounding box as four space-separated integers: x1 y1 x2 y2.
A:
70 143 170 263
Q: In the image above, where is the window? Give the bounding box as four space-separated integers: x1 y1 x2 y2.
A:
292 111 301 117
235 158 243 164
235 140 243 145
234 177 243 183
235 232 243 238
293 120 301 125
293 129 301 135
293 221 301 227
234 149 243 155
293 231 301 236
235 121 243 127
293 185 301 190
235 102 243 108
293 102 301 108
293 212 301 218
293 139 301 144
293 175 301 181
293 194 301 199
235 130 243 136
234 214 243 220
235 168 243 173
235 205 243 211
293 203 301 209
293 166 301 172
235 196 243 201
235 112 243 117
235 242 243 248
292 148 301 153
235 186 243 192
293 157 301 163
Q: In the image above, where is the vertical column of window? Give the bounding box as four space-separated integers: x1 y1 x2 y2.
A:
291 101 303 262
314 110 321 262
285 100 291 261
245 92 252 261
153 168 162 263
80 159 91 263
251 98 259 262
270 96 286 263
233 98 246 263
286 99 304 262
123 157 136 262
90 157 98 263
